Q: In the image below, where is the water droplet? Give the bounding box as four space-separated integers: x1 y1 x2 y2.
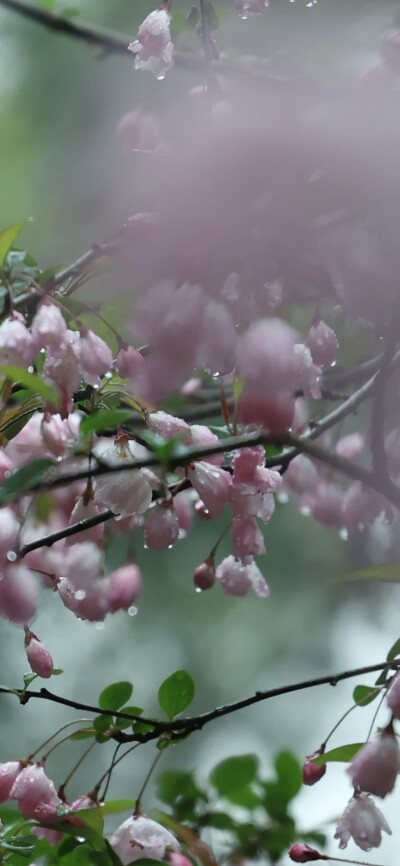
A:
95 622 104 630
4 470 10 479
239 11 249 18
128 605 137 616
143 542 148 550
195 587 202 594
167 543 174 549
300 505 311 516
6 550 17 562
40 348 46 355
277 492 289 504
339 527 348 541
156 73 165 81
0 573 4 582
105 372 113 380
74 589 86 600
211 372 220 380
28 366 34 373
178 529 187 540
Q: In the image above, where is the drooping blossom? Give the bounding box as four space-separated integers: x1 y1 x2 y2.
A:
109 814 180 865
79 329 113 386
232 515 266 563
0 762 22 802
334 793 391 851
193 557 216 590
128 9 174 80
0 566 38 624
188 462 231 518
9 763 62 821
25 629 54 679
145 504 179 550
106 564 142 613
0 316 37 367
147 411 190 441
31 303 68 353
347 730 400 798
307 319 338 366
216 555 269 597
116 345 145 380
94 437 153 518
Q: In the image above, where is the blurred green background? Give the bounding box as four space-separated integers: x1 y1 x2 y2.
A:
1 0 400 862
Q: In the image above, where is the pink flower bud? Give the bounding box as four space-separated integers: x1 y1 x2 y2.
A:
167 855 193 866
0 762 22 802
107 564 142 613
302 747 326 786
335 433 364 460
0 317 37 367
188 462 231 519
347 730 400 798
0 566 38 624
116 345 145 380
110 815 180 865
31 303 68 352
145 504 179 550
9 763 61 821
289 844 324 862
147 411 190 440
173 490 194 532
307 319 338 366
194 558 215 590
387 672 400 719
25 631 54 679
80 330 113 385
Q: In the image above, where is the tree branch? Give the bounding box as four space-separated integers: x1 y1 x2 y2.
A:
1 660 397 746
18 509 114 557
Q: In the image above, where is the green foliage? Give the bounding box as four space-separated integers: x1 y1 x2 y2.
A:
158 670 195 719
0 224 25 267
0 458 56 505
312 743 364 764
387 637 400 662
352 684 381 707
98 682 133 712
80 409 133 436
211 754 259 798
0 365 60 408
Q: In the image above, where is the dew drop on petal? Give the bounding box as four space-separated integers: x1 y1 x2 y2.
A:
195 587 202 594
300 505 311 516
128 605 138 616
6 550 17 562
4 470 10 479
74 589 86 600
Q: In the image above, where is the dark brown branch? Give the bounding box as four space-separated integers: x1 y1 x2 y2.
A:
1 660 397 746
18 509 114 557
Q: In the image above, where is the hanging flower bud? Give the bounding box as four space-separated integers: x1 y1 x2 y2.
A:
80 329 113 386
188 462 231 519
216 555 269 598
9 763 62 821
347 729 400 798
289 844 325 863
116 345 145 380
387 672 400 719
302 746 326 786
0 762 22 803
334 793 391 851
107 564 142 613
193 557 216 590
25 629 54 679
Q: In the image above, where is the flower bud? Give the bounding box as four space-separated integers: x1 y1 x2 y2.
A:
347 729 400 798
25 630 54 679
307 319 338 366
194 558 215 590
386 672 400 719
145 504 179 550
303 746 326 786
289 844 324 862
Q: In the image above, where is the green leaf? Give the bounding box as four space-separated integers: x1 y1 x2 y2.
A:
203 812 236 831
98 682 133 712
158 670 195 719
226 785 261 808
353 685 381 707
93 715 112 743
0 833 37 856
274 751 302 801
80 410 133 436
187 6 200 27
0 366 60 408
312 743 364 765
23 672 38 688
40 0 57 8
69 729 95 740
387 637 400 661
338 563 400 584
233 376 244 405
52 668 63 675
113 706 143 731
0 458 57 505
157 771 205 805
204 1 219 30
0 224 25 267
211 754 259 796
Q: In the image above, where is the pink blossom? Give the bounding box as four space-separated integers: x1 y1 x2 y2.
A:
0 507 20 560
0 762 22 802
63 542 104 592
236 0 269 19
387 672 400 719
167 855 194 866
189 425 225 466
347 730 400 798
195 301 237 377
293 344 321 400
128 9 174 79
94 439 153 518
0 566 38 624
232 515 266 564
58 577 109 622
145 504 179 550
307 319 338 366
10 763 61 821
0 317 37 367
25 631 54 679
193 558 216 590
302 747 326 786
173 490 195 531
31 303 68 353
335 433 364 460
334 794 391 851
79 330 113 386
341 483 393 531
117 109 161 155
107 564 142 613
41 414 69 458
116 345 145 380
216 555 269 597
44 330 81 395
109 815 180 865
289 844 324 863
147 411 190 440
283 455 319 496
302 481 343 527
188 462 231 519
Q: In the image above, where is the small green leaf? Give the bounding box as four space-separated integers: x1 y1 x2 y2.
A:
0 833 37 856
80 410 133 436
187 6 200 27
203 812 236 831
312 743 364 765
274 751 302 801
0 224 25 267
98 799 136 816
0 365 60 408
93 715 113 743
0 458 57 505
387 637 400 661
99 682 133 712
353 685 381 707
158 670 195 719
211 754 259 796
23 672 38 688
69 729 95 741
52 668 63 675
113 706 143 731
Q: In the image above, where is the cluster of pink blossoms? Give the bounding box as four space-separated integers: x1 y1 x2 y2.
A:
299 671 400 853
